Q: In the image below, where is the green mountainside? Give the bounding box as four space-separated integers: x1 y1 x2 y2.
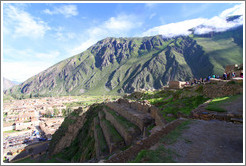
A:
5 26 243 98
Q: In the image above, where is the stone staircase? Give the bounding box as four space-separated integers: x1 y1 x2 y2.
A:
92 98 166 160
105 118 185 163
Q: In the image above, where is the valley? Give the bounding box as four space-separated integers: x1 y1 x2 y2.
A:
2 7 244 163
4 77 243 163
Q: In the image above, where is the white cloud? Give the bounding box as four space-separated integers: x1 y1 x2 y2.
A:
220 3 244 18
3 47 60 82
53 27 76 41
4 4 50 38
2 61 54 83
145 3 157 9
71 14 143 54
104 15 137 32
194 16 243 34
4 46 60 60
149 13 156 19
71 38 97 55
43 5 78 18
142 3 244 38
142 18 207 37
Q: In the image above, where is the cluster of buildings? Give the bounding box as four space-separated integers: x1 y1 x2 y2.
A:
3 96 78 161
3 96 77 131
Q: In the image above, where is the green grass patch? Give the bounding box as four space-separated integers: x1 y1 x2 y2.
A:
4 129 29 133
206 94 241 112
129 145 177 163
146 123 155 136
160 95 209 121
130 120 191 163
95 122 108 153
103 119 124 143
105 107 139 131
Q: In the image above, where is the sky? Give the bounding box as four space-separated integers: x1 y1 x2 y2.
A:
2 2 244 83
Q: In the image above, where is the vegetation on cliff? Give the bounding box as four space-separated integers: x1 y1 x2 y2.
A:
5 26 243 98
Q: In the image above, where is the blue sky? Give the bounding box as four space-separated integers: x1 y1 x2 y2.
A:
2 2 244 82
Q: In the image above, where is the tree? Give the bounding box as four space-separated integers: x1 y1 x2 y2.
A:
53 108 59 117
62 109 66 117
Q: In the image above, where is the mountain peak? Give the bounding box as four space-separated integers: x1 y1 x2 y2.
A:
4 27 243 98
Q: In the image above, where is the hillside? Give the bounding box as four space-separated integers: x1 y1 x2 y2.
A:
45 80 243 163
3 77 18 90
5 26 243 98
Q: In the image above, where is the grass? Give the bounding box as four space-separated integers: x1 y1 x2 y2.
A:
129 145 177 163
105 107 139 131
95 122 108 153
126 88 209 122
206 94 241 112
146 123 155 136
64 95 120 108
130 120 191 163
3 129 29 133
160 95 209 122
103 119 124 143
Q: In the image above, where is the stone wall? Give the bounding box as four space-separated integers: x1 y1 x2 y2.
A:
99 117 125 154
105 102 151 131
103 108 139 146
51 115 86 155
203 82 243 98
149 106 167 126
129 101 150 114
93 117 99 159
169 81 186 89
106 99 166 129
93 117 106 159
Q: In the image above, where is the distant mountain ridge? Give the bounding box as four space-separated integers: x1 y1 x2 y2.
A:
5 25 243 98
3 77 18 90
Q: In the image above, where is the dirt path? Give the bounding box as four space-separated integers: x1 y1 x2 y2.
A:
164 94 244 163
222 94 243 115
166 119 243 163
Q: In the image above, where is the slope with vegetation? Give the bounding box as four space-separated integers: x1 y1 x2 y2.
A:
4 26 243 98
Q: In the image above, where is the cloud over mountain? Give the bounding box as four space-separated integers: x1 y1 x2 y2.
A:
142 3 244 38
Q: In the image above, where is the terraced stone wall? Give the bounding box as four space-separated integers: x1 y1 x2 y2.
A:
203 82 243 98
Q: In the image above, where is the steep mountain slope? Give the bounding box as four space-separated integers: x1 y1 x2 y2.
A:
5 26 243 97
3 77 18 90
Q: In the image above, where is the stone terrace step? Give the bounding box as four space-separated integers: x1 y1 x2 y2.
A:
105 102 154 131
93 116 108 159
99 111 125 154
103 107 141 146
105 118 186 163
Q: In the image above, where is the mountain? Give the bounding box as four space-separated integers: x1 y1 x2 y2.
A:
5 26 243 98
3 77 18 90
